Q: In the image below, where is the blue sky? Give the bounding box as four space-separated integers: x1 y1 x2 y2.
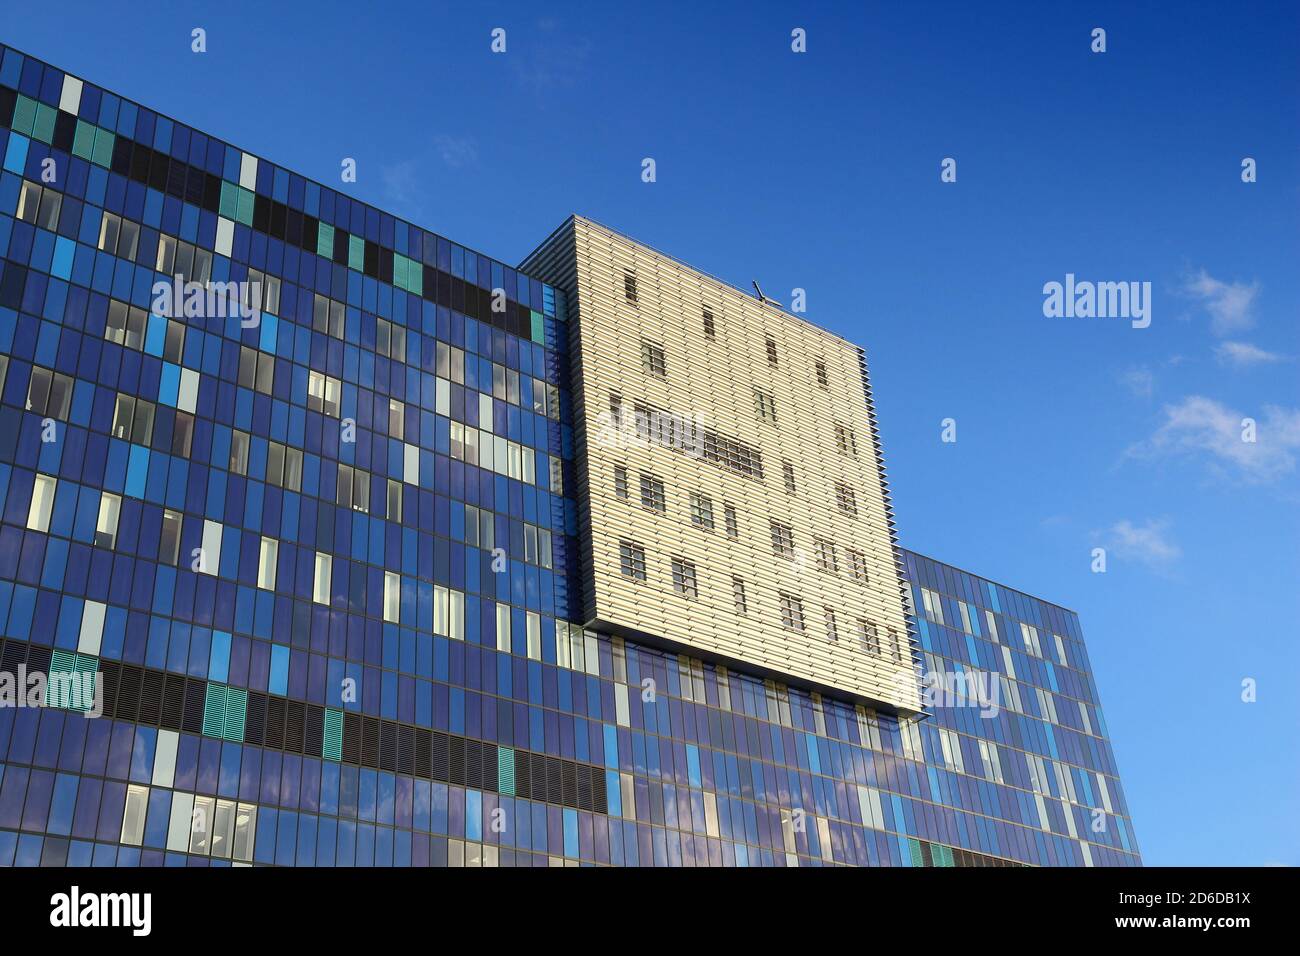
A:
5 0 1296 866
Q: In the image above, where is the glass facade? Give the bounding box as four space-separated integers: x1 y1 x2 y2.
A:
0 45 1138 867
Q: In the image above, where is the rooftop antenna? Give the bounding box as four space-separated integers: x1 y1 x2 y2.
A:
752 281 783 308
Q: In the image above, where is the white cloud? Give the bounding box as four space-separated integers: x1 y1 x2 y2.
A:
1103 519 1181 568
1119 365 1154 398
1130 395 1300 483
433 135 478 169
1215 341 1287 368
379 158 422 211
1182 269 1259 336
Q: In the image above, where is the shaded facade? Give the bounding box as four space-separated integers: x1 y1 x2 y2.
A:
0 45 1138 866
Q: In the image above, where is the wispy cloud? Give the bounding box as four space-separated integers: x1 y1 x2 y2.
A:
1181 269 1259 336
1129 395 1300 483
1215 341 1287 369
378 134 481 217
1119 365 1155 398
379 158 423 213
512 19 592 96
1101 519 1181 568
432 135 479 168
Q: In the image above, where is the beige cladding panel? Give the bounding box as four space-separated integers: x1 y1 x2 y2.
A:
529 217 919 712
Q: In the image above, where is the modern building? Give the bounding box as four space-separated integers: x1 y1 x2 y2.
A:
0 44 1139 866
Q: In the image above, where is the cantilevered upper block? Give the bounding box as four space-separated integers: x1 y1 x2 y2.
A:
522 216 919 712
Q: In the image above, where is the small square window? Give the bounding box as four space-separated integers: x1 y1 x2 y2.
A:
641 340 666 377
619 540 647 581
639 473 666 513
815 359 829 388
671 557 698 599
690 492 714 530
779 593 805 631
770 520 795 559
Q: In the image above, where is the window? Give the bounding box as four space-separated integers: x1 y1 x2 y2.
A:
834 482 858 517
814 359 829 388
766 336 778 366
238 347 274 394
671 557 698 599
0 355 7 396
834 423 858 457
537 528 553 569
197 520 223 575
754 389 777 422
702 309 716 339
624 271 638 303
491 602 511 652
172 412 195 457
244 269 280 315
779 593 806 631
619 540 647 581
388 399 405 439
308 371 341 416
689 492 714 530
15 181 40 223
266 441 303 491
98 211 139 259
257 537 278 590
889 627 904 663
155 234 176 274
18 181 61 230
27 475 57 532
94 492 121 549
613 465 629 499
111 394 155 444
313 294 346 339
228 430 250 475
770 520 795 559
814 537 838 573
384 572 401 622
847 548 869 583
120 785 148 847
159 510 183 565
376 317 406 362
163 320 185 364
609 393 624 431
639 473 666 513
723 503 739 538
158 237 212 285
732 576 748 614
313 553 332 604
25 367 73 419
337 464 370 513
857 619 880 656
641 340 666 377
824 607 839 642
782 460 796 494
103 301 146 351
526 612 542 660
386 479 403 521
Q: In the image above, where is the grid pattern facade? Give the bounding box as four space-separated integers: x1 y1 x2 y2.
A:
0 45 1137 867
520 217 918 712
